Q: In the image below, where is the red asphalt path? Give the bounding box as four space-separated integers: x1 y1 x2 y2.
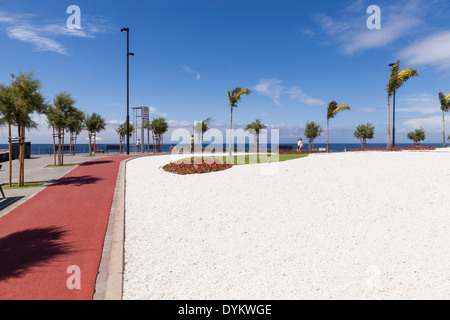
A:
0 156 134 300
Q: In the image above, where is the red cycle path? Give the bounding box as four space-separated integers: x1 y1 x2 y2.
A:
0 156 134 300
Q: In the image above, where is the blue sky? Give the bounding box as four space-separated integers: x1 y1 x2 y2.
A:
1 0 450 144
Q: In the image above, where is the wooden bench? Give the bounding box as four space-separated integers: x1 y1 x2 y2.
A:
49 146 73 155
279 145 293 151
106 145 121 153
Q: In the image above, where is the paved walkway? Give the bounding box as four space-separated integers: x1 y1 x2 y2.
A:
0 155 134 300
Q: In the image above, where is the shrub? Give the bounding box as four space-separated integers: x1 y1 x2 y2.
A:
162 160 232 175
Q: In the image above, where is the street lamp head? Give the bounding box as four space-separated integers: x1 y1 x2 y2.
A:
121 27 129 33
129 52 135 56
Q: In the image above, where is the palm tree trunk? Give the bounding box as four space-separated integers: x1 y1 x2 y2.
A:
327 119 329 152
443 111 446 148
8 123 12 187
387 95 392 150
229 107 233 156
52 127 56 166
74 134 78 155
18 127 22 187
58 128 62 166
69 132 73 156
94 133 97 156
88 132 92 156
61 131 65 165
147 130 150 152
19 126 25 187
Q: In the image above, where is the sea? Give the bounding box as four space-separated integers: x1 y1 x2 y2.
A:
0 142 444 155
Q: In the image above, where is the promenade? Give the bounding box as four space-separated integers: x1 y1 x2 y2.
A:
0 154 134 299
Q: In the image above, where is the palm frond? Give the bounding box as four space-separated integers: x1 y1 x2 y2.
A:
440 92 450 112
228 87 251 108
445 94 450 102
327 101 350 119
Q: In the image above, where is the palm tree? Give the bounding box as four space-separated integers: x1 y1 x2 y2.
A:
304 121 323 152
7 72 47 186
327 101 350 152
116 121 135 153
46 92 76 166
194 117 214 151
387 60 419 150
67 108 85 156
245 119 267 153
227 87 251 156
85 113 106 156
354 123 375 149
149 117 169 153
407 128 426 147
0 84 16 186
439 92 450 148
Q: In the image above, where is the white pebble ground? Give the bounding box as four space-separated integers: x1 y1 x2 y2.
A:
123 150 450 299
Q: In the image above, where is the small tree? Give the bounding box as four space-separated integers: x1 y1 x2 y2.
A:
8 72 47 186
407 128 426 147
245 118 267 153
194 117 213 151
327 101 350 152
85 113 106 156
0 83 16 186
115 122 135 153
149 117 169 153
227 87 251 156
386 60 419 150
67 108 85 156
304 121 323 152
439 92 450 148
46 92 77 166
354 123 375 149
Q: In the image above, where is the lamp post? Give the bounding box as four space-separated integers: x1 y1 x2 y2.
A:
389 63 396 148
121 27 134 154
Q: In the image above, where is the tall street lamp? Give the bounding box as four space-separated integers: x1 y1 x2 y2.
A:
389 63 396 148
121 27 134 154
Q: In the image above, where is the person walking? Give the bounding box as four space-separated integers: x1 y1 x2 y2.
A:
190 135 195 154
137 139 141 152
297 138 303 152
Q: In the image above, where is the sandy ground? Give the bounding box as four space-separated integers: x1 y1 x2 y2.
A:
123 150 450 299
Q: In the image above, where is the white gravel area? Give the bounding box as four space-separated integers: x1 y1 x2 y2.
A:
123 150 450 299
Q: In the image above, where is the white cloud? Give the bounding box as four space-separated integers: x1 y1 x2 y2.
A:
252 79 323 107
396 93 441 115
311 0 424 55
181 65 201 81
107 119 123 125
6 25 68 55
400 31 450 71
285 87 324 106
356 107 383 113
402 115 445 133
252 79 284 105
0 9 113 55
147 106 168 117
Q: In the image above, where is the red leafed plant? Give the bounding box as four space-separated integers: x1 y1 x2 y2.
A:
162 159 233 175
350 146 436 152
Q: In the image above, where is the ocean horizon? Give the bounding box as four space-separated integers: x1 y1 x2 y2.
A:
0 142 445 155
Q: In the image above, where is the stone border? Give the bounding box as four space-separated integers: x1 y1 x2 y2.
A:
94 156 137 300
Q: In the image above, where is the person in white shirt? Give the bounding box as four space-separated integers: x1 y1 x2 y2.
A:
297 138 303 152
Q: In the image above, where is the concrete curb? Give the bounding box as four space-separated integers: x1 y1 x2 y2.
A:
94 156 138 300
